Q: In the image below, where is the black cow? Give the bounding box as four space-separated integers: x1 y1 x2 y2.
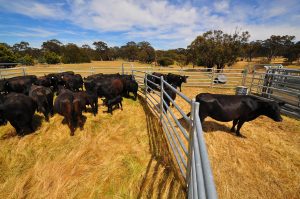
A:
35 76 52 87
166 73 188 91
145 72 164 92
0 93 37 135
73 98 84 130
95 78 124 99
61 74 83 92
4 75 37 94
83 78 96 93
54 89 76 136
193 93 284 137
107 95 123 114
29 85 54 121
145 72 188 92
123 79 138 100
163 83 177 112
74 91 98 116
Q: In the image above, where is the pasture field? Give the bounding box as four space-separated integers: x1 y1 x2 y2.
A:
32 59 300 70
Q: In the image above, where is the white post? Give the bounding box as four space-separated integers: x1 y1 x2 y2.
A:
144 73 148 102
160 76 164 122
22 67 26 76
211 68 215 88
186 99 196 190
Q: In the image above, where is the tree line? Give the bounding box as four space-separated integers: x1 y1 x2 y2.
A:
0 30 299 68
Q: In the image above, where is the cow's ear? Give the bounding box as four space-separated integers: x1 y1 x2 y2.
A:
278 102 285 107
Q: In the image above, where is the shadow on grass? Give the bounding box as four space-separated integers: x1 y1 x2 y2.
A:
137 95 186 198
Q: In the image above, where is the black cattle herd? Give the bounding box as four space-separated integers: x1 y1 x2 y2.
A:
0 71 284 137
0 72 139 136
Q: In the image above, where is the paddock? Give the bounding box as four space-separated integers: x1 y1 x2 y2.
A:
0 65 299 199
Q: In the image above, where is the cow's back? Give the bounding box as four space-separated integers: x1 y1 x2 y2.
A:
196 93 259 122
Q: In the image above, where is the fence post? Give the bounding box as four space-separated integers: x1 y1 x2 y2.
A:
144 73 148 102
242 69 247 86
160 76 164 122
131 69 134 79
121 63 125 75
210 68 215 88
130 62 134 73
186 99 196 193
22 67 26 76
249 70 256 94
195 101 218 199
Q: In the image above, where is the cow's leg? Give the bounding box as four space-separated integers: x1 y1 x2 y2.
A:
179 86 182 92
134 92 137 101
231 119 238 132
120 102 123 110
94 102 98 115
44 111 49 122
66 116 75 136
236 121 245 137
78 115 84 130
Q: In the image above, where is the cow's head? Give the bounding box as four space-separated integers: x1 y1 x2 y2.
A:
264 101 285 122
181 75 189 83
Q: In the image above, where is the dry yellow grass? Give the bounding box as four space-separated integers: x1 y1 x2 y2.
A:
0 97 185 199
1 61 299 198
177 87 300 199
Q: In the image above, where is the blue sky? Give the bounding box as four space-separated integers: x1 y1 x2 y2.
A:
0 0 299 49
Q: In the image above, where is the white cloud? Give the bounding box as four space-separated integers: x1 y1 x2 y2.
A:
0 0 65 19
0 27 57 37
213 0 230 13
0 0 299 49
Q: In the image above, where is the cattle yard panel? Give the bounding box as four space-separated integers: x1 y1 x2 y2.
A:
246 68 300 118
133 70 218 199
146 67 246 88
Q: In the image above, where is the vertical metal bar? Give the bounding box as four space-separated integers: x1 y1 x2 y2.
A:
242 69 247 86
131 68 134 79
249 70 256 94
22 67 26 76
195 102 218 199
131 63 134 73
121 63 125 75
192 151 199 199
192 102 206 199
188 167 194 199
144 73 147 102
186 99 195 185
210 68 214 88
160 76 164 122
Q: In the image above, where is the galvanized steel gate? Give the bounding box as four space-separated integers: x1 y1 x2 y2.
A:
133 70 218 199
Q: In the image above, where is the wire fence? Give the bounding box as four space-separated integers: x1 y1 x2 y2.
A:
133 70 218 199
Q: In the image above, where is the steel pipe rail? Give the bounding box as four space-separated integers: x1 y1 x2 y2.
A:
138 70 217 199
